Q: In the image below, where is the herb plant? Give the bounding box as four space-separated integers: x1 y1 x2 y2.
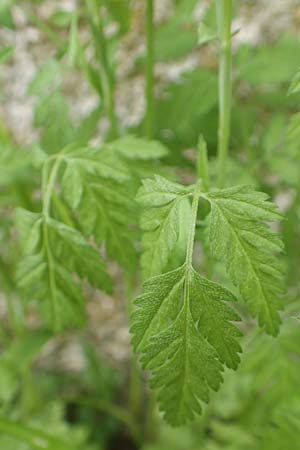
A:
0 0 298 449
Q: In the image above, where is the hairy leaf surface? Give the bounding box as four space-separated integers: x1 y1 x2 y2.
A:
136 175 191 278
131 264 242 425
205 185 284 335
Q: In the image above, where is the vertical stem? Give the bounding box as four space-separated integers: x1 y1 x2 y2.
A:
216 0 232 188
197 135 209 192
185 187 200 268
145 0 155 138
86 0 118 138
42 158 63 331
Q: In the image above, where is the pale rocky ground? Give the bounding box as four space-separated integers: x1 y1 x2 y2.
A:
0 0 298 370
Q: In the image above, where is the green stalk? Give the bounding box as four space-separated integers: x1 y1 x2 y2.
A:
197 135 210 192
86 0 118 138
216 0 232 188
145 0 155 138
42 158 63 331
185 186 201 268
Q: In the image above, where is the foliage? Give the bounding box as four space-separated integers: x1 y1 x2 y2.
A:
0 0 299 449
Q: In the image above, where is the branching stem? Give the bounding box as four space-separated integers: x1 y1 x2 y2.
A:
216 0 232 188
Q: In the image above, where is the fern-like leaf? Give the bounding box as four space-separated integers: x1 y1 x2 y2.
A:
205 185 284 336
131 264 242 426
60 144 138 270
136 175 192 278
16 208 111 331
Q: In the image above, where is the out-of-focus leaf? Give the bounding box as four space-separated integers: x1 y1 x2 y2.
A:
154 69 218 149
0 46 14 64
198 22 217 46
237 36 300 85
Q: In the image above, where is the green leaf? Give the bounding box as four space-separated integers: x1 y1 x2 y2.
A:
288 66 300 95
34 92 75 154
241 316 300 403
136 175 191 278
0 45 14 64
155 0 198 61
0 330 50 403
198 22 217 46
0 417 75 450
47 218 112 291
60 145 138 270
62 144 130 182
205 185 284 336
131 264 242 426
61 161 83 210
16 208 111 331
154 69 218 149
263 403 300 450
107 135 169 160
16 208 42 254
104 0 130 34
0 145 45 186
28 59 62 96
237 36 300 86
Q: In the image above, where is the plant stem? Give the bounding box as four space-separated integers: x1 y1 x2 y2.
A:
185 186 200 268
197 135 210 192
216 0 232 188
42 158 62 217
86 0 118 139
129 355 142 417
42 158 63 331
145 0 155 138
145 390 157 441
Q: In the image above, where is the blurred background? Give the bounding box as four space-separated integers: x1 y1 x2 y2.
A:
1 1 300 449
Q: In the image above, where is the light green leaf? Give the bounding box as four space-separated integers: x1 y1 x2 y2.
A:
205 185 284 336
16 208 111 331
137 175 190 207
198 22 217 46
288 66 300 95
47 218 112 291
15 209 42 254
137 176 191 278
0 417 75 450
61 161 83 210
59 144 139 270
0 45 14 64
28 59 62 96
62 144 130 182
107 135 169 160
